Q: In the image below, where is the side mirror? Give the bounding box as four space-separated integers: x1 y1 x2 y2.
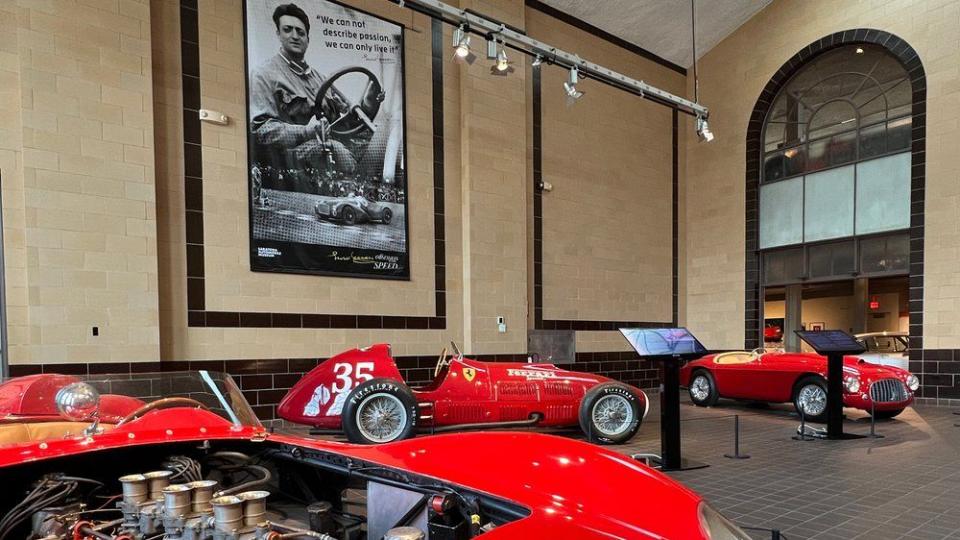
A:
55 382 101 422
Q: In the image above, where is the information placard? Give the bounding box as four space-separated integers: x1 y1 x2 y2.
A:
795 330 866 355
620 328 708 357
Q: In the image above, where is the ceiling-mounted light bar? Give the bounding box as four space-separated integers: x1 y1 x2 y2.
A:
388 0 709 118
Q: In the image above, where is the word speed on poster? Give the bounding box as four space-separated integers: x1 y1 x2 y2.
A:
244 0 409 279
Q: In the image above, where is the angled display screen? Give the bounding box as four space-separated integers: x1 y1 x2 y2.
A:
795 330 866 354
619 328 707 357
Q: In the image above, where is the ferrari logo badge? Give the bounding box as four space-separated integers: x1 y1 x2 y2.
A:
462 367 476 382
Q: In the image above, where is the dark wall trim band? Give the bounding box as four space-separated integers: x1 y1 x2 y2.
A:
524 0 686 76
531 66 677 331
744 29 930 390
179 4 447 329
672 109 679 326
532 65 543 329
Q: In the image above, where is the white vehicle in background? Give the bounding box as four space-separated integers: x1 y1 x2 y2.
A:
855 331 909 370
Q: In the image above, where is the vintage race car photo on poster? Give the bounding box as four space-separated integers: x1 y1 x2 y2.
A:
313 194 394 225
278 342 650 445
679 348 920 422
0 371 750 539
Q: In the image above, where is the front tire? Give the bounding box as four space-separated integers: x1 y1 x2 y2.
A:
381 207 393 224
872 408 905 420
793 375 828 423
341 206 358 225
688 370 719 407
341 378 418 444
578 383 642 445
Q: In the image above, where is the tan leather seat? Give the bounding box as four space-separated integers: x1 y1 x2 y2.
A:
0 422 116 446
714 351 756 365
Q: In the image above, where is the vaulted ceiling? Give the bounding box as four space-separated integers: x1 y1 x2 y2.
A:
538 0 773 69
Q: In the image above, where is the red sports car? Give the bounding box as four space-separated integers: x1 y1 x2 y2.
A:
279 343 649 445
679 349 919 422
0 371 749 539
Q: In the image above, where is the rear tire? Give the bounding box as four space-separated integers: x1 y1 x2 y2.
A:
688 370 720 407
793 375 828 423
872 408 905 420
578 383 643 445
341 378 417 444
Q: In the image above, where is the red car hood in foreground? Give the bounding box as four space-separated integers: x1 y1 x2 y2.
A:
0 410 705 539
287 432 706 539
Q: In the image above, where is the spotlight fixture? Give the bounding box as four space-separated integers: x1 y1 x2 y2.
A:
563 66 584 105
451 24 476 64
531 55 543 67
489 40 515 76
855 46 865 54
696 116 714 143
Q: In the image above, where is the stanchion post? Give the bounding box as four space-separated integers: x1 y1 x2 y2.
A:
793 405 809 441
724 415 750 459
771 529 781 540
868 398 884 438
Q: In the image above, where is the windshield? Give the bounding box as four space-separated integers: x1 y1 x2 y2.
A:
861 335 908 353
0 371 260 445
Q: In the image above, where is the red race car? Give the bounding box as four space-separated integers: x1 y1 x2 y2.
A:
0 371 750 539
278 343 649 445
679 349 920 422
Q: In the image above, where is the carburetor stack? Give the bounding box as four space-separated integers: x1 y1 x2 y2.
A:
117 472 331 540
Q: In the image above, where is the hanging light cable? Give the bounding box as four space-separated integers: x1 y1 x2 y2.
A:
691 0 714 142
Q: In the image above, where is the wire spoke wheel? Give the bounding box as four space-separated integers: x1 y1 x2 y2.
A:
690 375 711 402
591 394 633 437
798 384 827 417
356 393 407 443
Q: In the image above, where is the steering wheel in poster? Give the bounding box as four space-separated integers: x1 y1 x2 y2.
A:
435 347 451 378
115 397 210 426
314 67 385 137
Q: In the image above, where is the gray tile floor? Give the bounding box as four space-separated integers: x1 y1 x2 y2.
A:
275 397 960 539
621 398 960 539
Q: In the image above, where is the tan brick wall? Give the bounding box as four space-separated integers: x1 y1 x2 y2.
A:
458 0 528 355
149 0 688 361
154 0 467 360
3 0 159 364
683 0 960 350
5 0 690 365
527 8 684 353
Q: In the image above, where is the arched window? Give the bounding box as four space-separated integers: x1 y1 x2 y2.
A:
759 44 912 285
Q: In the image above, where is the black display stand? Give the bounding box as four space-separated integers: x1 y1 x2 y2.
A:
620 328 710 471
795 330 867 440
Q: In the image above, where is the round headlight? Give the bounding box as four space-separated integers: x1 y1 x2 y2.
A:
906 374 919 392
698 502 751 540
843 376 860 394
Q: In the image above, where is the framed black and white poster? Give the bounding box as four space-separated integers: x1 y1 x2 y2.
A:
244 0 408 279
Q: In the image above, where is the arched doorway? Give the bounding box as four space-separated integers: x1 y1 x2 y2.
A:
744 31 925 366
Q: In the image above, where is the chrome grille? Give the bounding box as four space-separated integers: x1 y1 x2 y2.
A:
869 378 908 403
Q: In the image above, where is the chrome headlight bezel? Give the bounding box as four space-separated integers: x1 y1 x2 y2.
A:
698 502 751 540
906 374 920 392
843 375 860 394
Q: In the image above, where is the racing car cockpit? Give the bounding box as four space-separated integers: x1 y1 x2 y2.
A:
419 341 464 391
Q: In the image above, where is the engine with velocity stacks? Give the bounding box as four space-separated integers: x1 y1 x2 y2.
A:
0 440 525 540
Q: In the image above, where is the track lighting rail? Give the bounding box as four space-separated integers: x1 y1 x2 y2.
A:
389 0 709 118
